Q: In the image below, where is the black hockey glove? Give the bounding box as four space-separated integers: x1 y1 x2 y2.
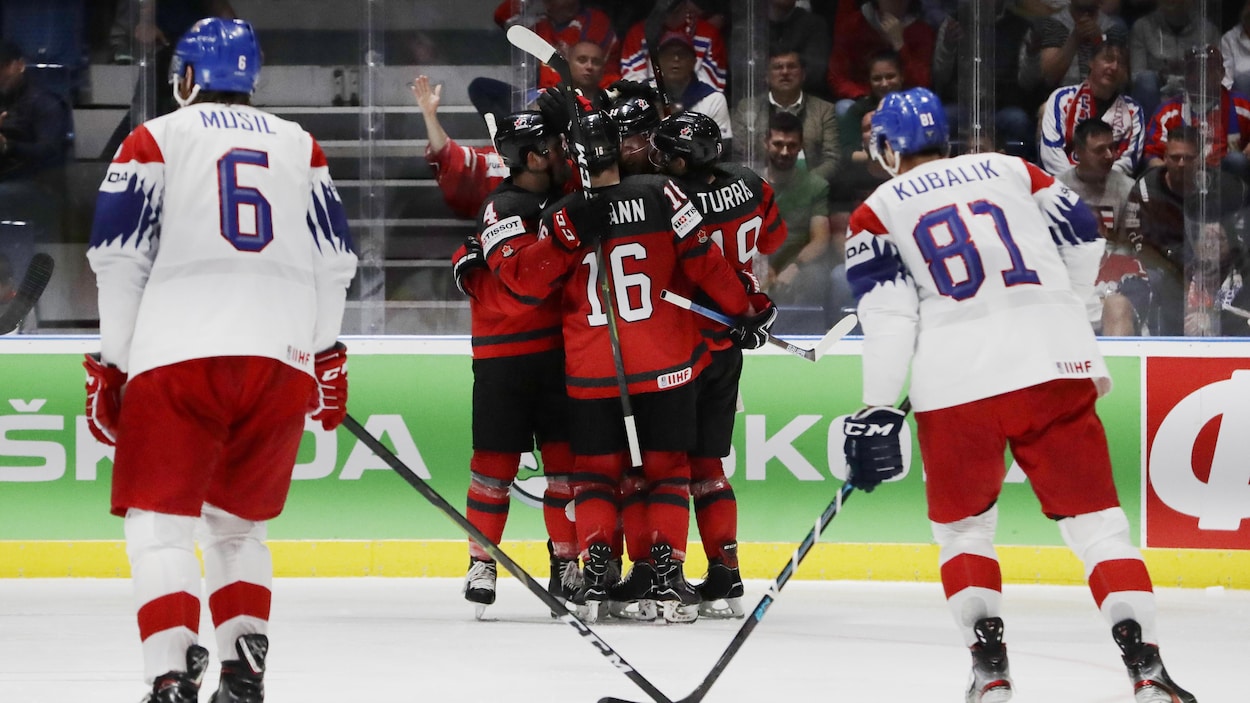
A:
728 305 778 350
608 79 659 104
843 406 907 492
452 233 487 296
536 87 571 136
549 196 611 252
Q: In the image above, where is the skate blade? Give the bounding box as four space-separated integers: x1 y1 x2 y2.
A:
473 603 489 620
1133 683 1189 703
608 599 658 622
698 596 745 619
661 601 700 624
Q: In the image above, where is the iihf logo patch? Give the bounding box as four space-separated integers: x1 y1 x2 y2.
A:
679 125 693 139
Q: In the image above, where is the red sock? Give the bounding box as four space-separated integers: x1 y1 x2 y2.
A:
572 453 626 553
691 456 737 563
619 468 649 561
539 441 578 559
466 450 520 560
642 450 691 558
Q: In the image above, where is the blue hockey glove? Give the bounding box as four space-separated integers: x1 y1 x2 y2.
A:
843 405 907 492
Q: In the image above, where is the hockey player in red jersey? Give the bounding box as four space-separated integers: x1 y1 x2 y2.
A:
498 109 777 623
449 109 584 617
85 19 357 703
649 111 787 617
412 74 509 219
842 88 1196 703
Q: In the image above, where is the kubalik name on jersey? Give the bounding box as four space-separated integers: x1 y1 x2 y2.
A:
198 109 278 134
694 179 755 213
890 159 1001 200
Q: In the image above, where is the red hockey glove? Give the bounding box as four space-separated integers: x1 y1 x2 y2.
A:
549 196 610 252
736 270 773 314
84 353 126 446
311 342 348 431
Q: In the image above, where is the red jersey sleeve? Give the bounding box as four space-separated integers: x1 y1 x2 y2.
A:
755 179 788 255
426 138 508 219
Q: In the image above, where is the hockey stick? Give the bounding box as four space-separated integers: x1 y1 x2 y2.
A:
598 398 912 703
507 24 644 467
643 0 676 113
340 414 675 703
659 289 858 361
0 253 54 334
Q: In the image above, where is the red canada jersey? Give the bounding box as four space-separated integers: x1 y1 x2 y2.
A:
425 138 508 220
519 175 751 400
466 181 564 359
681 162 787 351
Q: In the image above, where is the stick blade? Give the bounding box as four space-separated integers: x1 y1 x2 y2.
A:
506 25 557 65
812 313 858 360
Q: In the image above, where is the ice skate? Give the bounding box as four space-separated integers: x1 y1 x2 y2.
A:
966 617 1012 703
697 543 745 618
547 541 582 617
608 559 658 622
140 644 209 703
1112 619 1198 703
650 543 700 624
571 543 613 623
210 634 267 703
463 558 497 619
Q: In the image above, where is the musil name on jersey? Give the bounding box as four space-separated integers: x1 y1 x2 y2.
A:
199 110 278 134
695 179 755 213
657 366 693 389
891 159 1000 200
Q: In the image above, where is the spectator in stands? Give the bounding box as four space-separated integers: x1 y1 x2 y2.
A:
837 50 902 163
826 0 936 114
1024 0 1126 93
1 0 86 104
731 47 838 182
105 1 235 155
411 75 509 221
768 0 831 98
568 40 613 109
1057 119 1147 335
829 108 889 318
1123 125 1250 335
619 0 728 95
1220 0 1250 97
762 111 832 330
1129 0 1220 119
654 31 732 138
1142 45 1250 180
1039 37 1145 176
493 0 620 90
0 39 71 282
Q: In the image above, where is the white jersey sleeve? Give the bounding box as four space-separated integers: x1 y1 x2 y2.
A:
88 104 358 378
845 152 1109 412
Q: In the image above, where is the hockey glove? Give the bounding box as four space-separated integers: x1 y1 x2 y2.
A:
311 342 349 431
842 406 907 492
549 196 610 252
452 233 487 296
536 88 571 136
736 270 774 314
84 353 127 446
608 79 659 104
728 305 778 350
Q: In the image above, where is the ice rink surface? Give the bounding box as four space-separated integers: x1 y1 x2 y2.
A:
1 577 1242 702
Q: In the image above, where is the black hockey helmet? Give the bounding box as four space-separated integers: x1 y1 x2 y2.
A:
651 111 722 169
494 110 549 169
610 96 661 138
578 109 622 173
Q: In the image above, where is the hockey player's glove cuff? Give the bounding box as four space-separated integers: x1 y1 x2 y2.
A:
84 352 127 446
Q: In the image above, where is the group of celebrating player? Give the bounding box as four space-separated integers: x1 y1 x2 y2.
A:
76 12 1200 703
451 78 787 625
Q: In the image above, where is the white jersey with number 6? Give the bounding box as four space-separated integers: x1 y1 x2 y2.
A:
88 103 358 379
844 152 1108 412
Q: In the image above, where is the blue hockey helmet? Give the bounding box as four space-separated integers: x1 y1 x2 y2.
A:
170 18 263 96
870 87 949 174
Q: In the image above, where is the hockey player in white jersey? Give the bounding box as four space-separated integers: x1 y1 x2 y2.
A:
84 18 357 703
840 88 1196 703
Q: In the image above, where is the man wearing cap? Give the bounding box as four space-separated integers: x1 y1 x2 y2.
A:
656 29 732 139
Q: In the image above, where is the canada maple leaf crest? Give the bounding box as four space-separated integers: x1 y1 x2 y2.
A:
679 125 694 139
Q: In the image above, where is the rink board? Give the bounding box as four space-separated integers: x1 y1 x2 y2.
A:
0 336 1247 586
